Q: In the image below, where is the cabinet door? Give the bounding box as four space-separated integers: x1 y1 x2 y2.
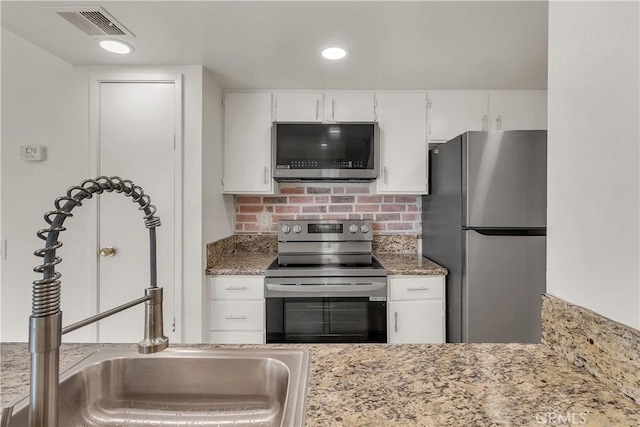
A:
376 92 428 194
427 92 488 142
223 92 274 193
324 92 376 122
274 92 323 122
489 92 547 131
388 300 444 343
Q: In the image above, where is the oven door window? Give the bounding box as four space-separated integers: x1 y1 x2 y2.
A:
266 297 387 343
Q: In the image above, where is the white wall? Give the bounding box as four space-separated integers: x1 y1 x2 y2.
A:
1 29 93 341
547 2 640 329
1 31 230 342
202 71 234 250
201 68 235 341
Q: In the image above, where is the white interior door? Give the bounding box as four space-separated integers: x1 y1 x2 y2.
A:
97 81 176 343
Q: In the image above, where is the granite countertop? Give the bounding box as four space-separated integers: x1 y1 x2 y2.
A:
2 343 638 426
205 252 276 275
206 252 447 276
375 253 448 275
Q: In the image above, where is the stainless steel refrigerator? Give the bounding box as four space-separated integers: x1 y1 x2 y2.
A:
422 131 547 343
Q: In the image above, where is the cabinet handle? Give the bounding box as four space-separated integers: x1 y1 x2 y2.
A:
482 115 487 131
264 167 268 184
373 95 377 121
224 286 247 291
225 315 247 320
316 99 320 121
394 311 398 333
383 166 389 185
332 99 335 120
407 287 430 292
496 115 502 131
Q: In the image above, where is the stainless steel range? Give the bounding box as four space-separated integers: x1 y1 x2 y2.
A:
265 220 388 343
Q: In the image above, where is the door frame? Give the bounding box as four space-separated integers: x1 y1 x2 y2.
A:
89 73 183 342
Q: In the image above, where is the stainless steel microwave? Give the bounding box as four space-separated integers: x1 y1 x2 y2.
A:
272 123 379 181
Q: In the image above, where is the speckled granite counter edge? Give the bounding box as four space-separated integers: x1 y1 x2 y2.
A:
4 342 640 426
206 234 277 272
372 234 418 254
542 294 640 404
206 234 444 276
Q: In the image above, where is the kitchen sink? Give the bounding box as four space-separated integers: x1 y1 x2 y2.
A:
4 348 310 427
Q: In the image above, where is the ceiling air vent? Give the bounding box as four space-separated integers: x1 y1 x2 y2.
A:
49 6 135 38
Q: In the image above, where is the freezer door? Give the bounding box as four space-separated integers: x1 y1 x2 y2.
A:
463 230 546 343
463 131 547 228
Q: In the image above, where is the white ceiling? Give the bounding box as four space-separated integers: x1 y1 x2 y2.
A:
1 1 549 90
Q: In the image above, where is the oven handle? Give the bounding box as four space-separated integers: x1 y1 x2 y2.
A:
265 283 386 297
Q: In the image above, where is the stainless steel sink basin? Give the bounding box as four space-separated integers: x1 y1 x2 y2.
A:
4 348 310 427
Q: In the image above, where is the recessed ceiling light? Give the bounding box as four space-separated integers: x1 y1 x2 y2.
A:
98 39 134 54
321 46 348 60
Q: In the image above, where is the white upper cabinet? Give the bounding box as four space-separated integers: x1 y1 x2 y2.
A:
489 92 547 131
427 91 489 142
273 92 323 122
324 92 376 122
273 92 375 122
428 90 548 143
222 90 547 194
223 92 275 194
376 92 428 194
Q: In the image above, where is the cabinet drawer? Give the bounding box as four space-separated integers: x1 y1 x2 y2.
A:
210 331 264 344
389 276 444 301
209 276 264 300
210 301 264 331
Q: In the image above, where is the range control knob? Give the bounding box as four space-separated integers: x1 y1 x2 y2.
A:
281 224 291 234
348 224 359 234
292 224 303 234
360 224 370 234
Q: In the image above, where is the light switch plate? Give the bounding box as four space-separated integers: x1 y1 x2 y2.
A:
20 145 46 161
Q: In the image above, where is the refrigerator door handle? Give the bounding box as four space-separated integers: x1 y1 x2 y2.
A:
467 228 546 236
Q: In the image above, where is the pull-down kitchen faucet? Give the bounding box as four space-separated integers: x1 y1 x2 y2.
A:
28 176 168 427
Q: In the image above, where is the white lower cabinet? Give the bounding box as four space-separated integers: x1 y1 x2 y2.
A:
208 276 265 344
388 276 445 343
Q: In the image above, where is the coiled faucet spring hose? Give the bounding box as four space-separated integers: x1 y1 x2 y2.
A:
32 176 161 318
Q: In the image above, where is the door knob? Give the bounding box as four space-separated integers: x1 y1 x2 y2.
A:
99 246 116 257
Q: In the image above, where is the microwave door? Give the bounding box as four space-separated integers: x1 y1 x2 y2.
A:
273 123 379 181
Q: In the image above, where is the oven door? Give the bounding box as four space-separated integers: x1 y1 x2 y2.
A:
265 277 387 343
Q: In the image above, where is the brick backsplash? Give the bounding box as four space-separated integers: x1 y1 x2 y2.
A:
235 183 421 234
